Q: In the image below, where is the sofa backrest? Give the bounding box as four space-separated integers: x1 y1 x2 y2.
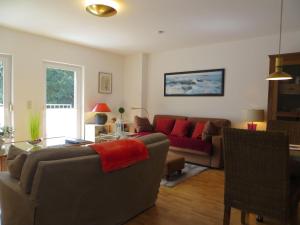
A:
20 133 170 195
153 115 187 129
28 133 169 225
187 117 231 135
20 146 95 194
153 114 231 136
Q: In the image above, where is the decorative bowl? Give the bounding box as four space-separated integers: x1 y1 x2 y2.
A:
27 139 42 146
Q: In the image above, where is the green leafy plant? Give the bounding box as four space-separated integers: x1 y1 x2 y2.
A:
29 113 41 141
118 107 125 119
0 126 14 138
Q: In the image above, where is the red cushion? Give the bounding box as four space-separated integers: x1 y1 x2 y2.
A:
168 135 212 154
155 118 175 135
191 122 206 139
171 120 191 137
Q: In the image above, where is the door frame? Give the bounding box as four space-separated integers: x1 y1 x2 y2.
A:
0 54 13 127
43 61 84 138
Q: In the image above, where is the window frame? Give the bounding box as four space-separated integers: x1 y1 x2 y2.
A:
0 54 13 127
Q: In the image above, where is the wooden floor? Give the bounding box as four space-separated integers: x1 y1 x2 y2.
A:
126 169 297 225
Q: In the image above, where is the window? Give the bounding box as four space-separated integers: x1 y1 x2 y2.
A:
0 54 12 127
44 62 83 138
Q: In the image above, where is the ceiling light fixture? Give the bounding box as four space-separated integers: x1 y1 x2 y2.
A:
85 0 119 17
266 0 292 81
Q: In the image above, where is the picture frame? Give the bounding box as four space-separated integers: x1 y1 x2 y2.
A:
164 69 225 96
98 72 112 94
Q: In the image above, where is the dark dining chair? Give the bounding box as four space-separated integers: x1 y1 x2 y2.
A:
222 128 300 225
267 120 300 145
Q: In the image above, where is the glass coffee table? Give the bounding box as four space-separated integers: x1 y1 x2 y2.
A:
95 132 137 143
0 137 93 171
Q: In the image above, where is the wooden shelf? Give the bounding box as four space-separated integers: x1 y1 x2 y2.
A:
277 111 300 118
279 84 300 95
267 52 300 121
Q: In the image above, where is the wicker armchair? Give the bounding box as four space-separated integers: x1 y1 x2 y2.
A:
222 128 300 225
267 120 300 145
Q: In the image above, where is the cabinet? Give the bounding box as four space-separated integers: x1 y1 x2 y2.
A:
267 52 300 121
84 122 133 142
84 124 111 142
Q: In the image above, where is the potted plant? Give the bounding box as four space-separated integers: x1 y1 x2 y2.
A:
0 126 14 148
0 126 14 139
118 107 125 119
28 112 41 145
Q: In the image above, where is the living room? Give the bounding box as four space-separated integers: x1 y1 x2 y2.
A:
0 0 300 225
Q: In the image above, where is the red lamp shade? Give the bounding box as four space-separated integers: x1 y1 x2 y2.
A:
92 103 111 113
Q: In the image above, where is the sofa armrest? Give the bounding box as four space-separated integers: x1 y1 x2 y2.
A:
210 135 224 169
0 172 35 225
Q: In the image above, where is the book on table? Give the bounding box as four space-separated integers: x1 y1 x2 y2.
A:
65 138 92 145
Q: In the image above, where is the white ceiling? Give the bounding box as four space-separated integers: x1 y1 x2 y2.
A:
0 0 300 55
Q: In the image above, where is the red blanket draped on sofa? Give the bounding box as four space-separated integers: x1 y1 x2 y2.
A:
90 139 149 173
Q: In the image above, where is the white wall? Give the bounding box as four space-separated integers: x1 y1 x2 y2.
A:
0 26 124 140
145 31 300 128
123 53 148 121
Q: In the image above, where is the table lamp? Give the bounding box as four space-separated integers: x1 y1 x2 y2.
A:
245 109 264 131
92 103 111 124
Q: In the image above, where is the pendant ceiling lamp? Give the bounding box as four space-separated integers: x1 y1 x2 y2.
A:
85 0 118 17
266 0 293 81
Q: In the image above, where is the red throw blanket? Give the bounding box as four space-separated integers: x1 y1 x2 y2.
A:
90 139 149 173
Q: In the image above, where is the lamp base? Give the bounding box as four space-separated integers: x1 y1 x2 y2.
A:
247 123 257 131
95 113 108 125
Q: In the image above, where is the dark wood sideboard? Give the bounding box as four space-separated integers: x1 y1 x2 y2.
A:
267 52 300 121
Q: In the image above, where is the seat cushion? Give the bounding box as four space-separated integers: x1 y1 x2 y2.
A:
134 131 154 137
154 118 175 135
168 135 212 155
134 116 153 132
170 120 191 137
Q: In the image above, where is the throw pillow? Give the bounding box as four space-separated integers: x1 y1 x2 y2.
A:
170 120 191 137
155 118 175 135
202 121 218 141
191 122 206 139
7 145 28 179
134 116 153 132
7 145 27 160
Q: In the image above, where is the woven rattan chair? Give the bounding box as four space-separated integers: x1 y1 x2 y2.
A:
223 128 300 225
267 120 300 145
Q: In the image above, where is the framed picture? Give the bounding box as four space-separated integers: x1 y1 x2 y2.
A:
98 72 112 94
164 69 225 96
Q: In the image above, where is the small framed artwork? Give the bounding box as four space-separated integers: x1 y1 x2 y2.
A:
98 72 112 94
164 69 225 96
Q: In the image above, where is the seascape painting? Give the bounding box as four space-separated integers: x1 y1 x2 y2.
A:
164 69 225 96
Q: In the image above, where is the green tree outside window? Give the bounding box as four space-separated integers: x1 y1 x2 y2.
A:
46 68 74 107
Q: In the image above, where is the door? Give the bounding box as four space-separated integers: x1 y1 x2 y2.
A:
44 62 83 138
0 54 12 128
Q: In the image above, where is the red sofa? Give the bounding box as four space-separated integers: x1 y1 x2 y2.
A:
135 115 231 168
